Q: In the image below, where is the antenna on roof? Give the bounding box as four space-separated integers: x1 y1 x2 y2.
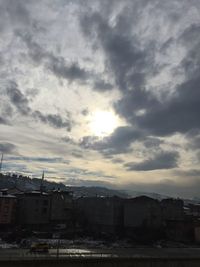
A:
40 170 45 192
0 153 3 174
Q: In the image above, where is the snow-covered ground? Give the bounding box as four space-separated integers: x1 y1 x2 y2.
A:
0 239 18 249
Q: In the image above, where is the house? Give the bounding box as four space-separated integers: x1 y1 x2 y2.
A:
0 189 17 225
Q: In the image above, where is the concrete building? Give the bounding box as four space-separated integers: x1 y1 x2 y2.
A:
161 198 184 221
76 196 124 235
123 196 163 241
17 191 51 227
186 203 200 218
0 189 16 225
165 218 195 243
124 196 162 229
50 190 73 226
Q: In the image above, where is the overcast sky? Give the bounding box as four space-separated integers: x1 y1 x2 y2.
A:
0 0 200 198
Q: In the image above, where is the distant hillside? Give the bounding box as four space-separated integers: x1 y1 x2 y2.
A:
0 173 66 191
66 186 129 198
0 173 129 198
124 190 170 200
1 173 188 201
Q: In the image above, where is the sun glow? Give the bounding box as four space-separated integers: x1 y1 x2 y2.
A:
89 110 118 137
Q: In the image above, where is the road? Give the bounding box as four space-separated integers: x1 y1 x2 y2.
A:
1 247 200 260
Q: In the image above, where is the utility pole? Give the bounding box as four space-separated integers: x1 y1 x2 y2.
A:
0 153 3 174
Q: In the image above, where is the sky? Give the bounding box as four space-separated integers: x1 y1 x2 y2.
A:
0 0 200 198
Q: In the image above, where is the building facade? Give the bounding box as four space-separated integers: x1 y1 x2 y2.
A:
124 196 162 229
50 190 73 226
161 198 184 221
17 191 51 226
0 190 16 225
76 196 124 235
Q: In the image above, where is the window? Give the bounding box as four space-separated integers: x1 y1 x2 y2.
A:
4 206 9 213
4 199 10 204
43 200 48 206
42 207 48 214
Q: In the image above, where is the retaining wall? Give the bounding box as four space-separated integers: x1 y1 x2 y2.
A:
1 257 200 267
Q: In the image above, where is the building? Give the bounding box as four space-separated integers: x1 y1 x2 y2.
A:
76 196 124 235
124 196 162 229
186 203 200 218
161 198 184 221
50 189 73 227
165 218 195 243
123 196 162 241
0 189 16 225
17 191 51 227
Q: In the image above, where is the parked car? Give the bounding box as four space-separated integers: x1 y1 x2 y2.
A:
30 242 49 253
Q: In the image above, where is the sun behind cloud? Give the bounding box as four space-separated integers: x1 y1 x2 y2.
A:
89 110 119 137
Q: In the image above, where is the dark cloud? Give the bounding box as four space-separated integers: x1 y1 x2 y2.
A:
180 25 200 82
80 126 142 155
17 32 112 88
26 88 39 98
16 32 90 82
93 79 113 92
125 151 179 171
7 156 70 164
5 81 72 130
7 0 30 25
61 136 76 145
71 151 83 158
81 108 89 116
160 37 174 54
134 76 200 136
6 81 31 115
79 135 99 149
0 116 8 125
80 8 200 139
80 126 162 157
80 12 151 92
0 142 17 154
111 158 124 164
0 0 31 31
33 111 72 131
16 32 47 64
115 60 200 137
0 0 45 49
114 88 159 123
48 60 89 82
16 31 116 92
186 131 200 151
143 137 163 148
118 23 200 136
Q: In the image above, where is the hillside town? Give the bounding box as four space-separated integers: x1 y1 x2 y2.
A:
0 172 200 247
